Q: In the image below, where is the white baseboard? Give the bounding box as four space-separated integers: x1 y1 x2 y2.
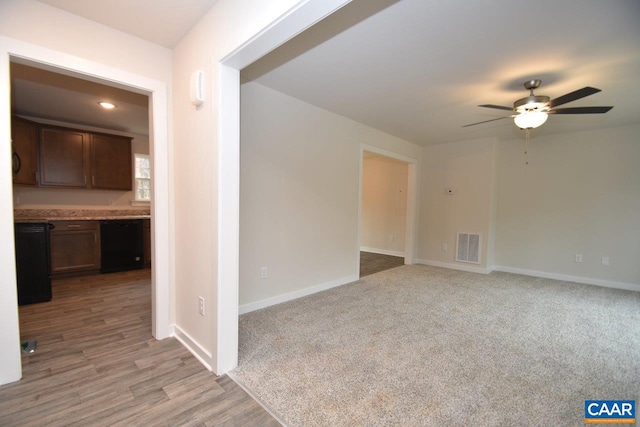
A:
360 247 405 257
239 274 359 315
493 265 640 293
414 260 639 292
173 325 215 372
414 258 492 274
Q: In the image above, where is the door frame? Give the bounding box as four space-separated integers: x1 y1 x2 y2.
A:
0 36 171 384
357 144 419 277
215 0 353 373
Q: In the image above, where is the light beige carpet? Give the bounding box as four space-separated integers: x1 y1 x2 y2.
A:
233 265 640 426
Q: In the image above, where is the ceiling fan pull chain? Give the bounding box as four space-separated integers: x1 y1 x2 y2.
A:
524 128 530 165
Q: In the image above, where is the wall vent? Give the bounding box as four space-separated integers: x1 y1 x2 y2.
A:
456 232 481 264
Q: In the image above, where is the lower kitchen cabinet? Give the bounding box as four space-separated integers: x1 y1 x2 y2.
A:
50 220 101 276
143 219 151 267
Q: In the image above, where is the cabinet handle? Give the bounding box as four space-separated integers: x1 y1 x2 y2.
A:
67 225 81 228
12 152 21 174
84 176 87 185
92 176 95 185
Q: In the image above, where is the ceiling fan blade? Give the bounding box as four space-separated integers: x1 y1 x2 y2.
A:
548 106 613 114
462 116 511 128
548 87 601 108
478 104 513 111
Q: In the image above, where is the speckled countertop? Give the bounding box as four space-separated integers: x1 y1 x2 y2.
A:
14 209 151 222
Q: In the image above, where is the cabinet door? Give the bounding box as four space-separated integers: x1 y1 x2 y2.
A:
143 219 151 267
90 134 132 190
50 221 101 275
39 126 88 188
11 117 38 186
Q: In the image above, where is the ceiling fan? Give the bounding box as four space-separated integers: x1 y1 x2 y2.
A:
463 79 613 129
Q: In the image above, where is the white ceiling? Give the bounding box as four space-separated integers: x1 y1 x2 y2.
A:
243 0 640 146
20 0 640 145
11 62 149 135
37 0 218 48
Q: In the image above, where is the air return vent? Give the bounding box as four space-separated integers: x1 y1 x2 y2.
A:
456 233 481 264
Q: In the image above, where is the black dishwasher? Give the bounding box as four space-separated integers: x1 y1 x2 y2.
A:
14 223 52 305
100 220 144 273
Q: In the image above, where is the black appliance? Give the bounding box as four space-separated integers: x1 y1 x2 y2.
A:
100 220 144 273
14 223 52 305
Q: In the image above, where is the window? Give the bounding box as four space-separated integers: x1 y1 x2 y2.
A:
134 153 151 202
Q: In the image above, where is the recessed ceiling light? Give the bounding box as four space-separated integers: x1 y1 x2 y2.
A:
98 101 117 109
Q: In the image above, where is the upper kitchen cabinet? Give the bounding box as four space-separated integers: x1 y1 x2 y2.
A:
39 125 88 188
90 134 132 191
11 117 38 186
37 123 132 191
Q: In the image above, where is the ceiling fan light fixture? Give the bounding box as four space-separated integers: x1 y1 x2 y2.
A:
514 111 548 129
514 96 549 111
515 101 548 113
464 80 613 130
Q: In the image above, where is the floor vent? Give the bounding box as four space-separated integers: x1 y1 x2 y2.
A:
456 233 481 264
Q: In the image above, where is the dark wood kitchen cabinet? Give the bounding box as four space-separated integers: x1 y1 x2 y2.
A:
11 117 39 186
38 124 132 191
50 220 101 276
90 133 132 190
38 126 88 188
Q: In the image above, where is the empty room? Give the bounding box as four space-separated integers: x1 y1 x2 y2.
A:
236 0 639 425
1 0 638 426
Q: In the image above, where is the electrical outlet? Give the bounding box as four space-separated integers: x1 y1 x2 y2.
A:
442 243 448 252
198 297 205 316
260 267 268 279
575 254 583 263
602 256 610 266
389 235 395 242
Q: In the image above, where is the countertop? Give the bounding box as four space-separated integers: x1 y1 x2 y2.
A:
14 209 151 223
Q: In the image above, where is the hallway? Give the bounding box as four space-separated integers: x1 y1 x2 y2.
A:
359 251 404 277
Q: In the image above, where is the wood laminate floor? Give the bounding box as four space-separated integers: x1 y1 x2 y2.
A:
0 269 279 427
359 251 405 278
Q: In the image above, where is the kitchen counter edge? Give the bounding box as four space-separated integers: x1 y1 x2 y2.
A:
15 216 150 223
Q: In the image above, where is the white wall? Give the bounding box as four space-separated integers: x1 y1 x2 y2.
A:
13 117 150 209
0 0 172 385
239 81 420 310
415 125 640 288
0 1 171 82
1 0 351 382
361 154 408 256
171 0 314 372
416 137 497 273
495 124 640 287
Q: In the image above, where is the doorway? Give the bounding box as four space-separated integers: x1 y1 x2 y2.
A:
1 40 171 384
10 59 154 366
357 145 418 278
